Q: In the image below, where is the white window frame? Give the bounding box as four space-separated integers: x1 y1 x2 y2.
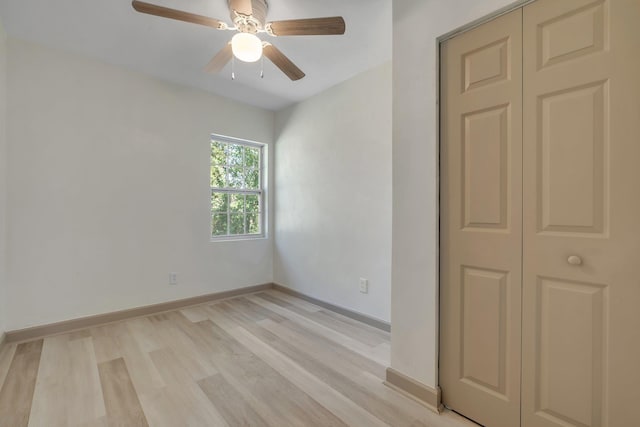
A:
210 134 265 241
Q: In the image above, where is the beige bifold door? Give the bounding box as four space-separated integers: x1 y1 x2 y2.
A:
440 1 640 427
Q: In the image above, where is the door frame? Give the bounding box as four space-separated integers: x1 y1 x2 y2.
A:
435 0 536 411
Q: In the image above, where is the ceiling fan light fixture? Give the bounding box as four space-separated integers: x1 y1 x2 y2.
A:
231 33 263 63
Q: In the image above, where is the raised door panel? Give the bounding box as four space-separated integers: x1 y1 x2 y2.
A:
538 1 608 70
440 9 522 427
538 81 608 235
463 105 510 230
535 278 607 427
463 38 510 92
460 267 509 397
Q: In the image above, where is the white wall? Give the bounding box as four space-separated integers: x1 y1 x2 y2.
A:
0 21 7 335
391 0 524 387
5 38 275 330
274 63 392 323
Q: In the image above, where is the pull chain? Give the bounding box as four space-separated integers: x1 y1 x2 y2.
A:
231 55 235 80
260 54 264 79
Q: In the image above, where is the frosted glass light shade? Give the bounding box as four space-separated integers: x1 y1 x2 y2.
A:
231 33 263 63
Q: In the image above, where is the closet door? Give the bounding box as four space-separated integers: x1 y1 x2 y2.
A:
522 1 640 426
440 9 523 427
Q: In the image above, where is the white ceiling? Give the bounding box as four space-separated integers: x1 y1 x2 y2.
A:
0 0 392 110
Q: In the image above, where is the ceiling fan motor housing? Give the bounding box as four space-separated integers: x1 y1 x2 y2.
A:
229 0 268 33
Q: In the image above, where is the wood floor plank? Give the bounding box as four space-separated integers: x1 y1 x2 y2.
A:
67 337 107 426
15 340 44 355
213 302 430 426
147 313 171 324
247 294 390 366
89 324 123 364
263 289 323 312
0 343 17 391
137 381 230 427
264 291 390 346
198 373 270 427
75 416 108 427
111 323 165 395
179 306 210 323
149 347 197 386
0 339 43 427
98 358 149 427
312 309 389 345
67 329 92 341
227 297 288 323
235 296 387 379
268 289 388 334
156 310 197 330
260 316 386 379
124 317 163 354
28 335 106 427
153 326 218 381
183 317 348 427
208 314 389 427
26 336 69 427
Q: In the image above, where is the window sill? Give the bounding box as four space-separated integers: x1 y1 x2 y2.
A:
210 235 267 243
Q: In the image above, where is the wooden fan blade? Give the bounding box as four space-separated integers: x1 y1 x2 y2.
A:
228 0 253 16
132 1 225 29
263 44 305 81
204 44 233 73
267 17 346 36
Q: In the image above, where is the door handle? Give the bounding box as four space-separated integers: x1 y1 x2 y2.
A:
567 255 583 265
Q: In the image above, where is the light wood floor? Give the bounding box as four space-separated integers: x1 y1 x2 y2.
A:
0 290 477 427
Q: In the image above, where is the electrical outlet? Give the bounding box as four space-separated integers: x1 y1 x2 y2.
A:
359 278 368 294
169 272 178 285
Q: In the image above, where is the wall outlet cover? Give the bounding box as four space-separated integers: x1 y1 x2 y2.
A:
359 278 368 294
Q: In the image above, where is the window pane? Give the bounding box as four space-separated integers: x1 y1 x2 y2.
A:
246 194 259 214
227 144 243 166
210 165 226 187
229 214 245 235
244 168 259 189
229 194 244 213
228 166 244 188
246 213 260 234
211 192 228 212
212 213 228 236
211 141 226 166
245 147 259 169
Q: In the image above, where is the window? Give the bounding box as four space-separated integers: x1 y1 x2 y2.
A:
210 136 264 239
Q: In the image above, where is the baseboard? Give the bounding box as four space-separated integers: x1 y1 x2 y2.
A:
272 283 391 332
385 367 442 414
5 283 273 343
5 282 392 343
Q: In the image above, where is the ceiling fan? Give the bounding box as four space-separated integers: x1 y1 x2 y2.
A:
131 0 346 81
